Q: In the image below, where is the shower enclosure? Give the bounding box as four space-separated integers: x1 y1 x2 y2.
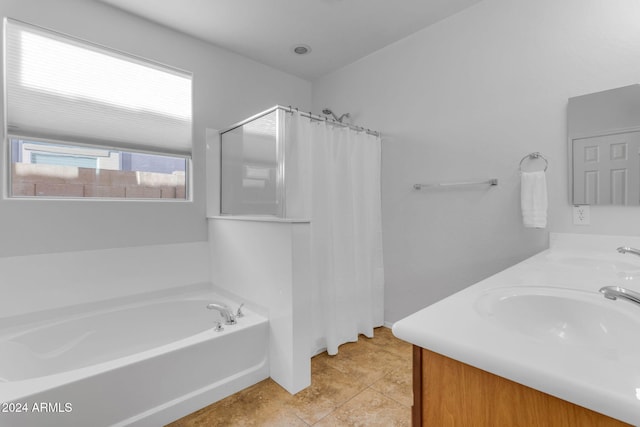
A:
220 107 286 217
213 105 384 393
219 105 380 219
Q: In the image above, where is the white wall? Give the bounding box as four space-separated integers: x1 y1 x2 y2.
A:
312 0 640 322
0 0 310 317
0 0 311 257
0 242 210 317
208 218 312 394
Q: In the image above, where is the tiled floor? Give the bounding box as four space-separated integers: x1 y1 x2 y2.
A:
167 327 412 427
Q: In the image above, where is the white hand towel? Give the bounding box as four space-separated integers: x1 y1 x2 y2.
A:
521 171 547 228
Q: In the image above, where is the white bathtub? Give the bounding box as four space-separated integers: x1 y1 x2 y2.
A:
0 283 269 427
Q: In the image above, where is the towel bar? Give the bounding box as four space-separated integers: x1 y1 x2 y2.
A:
414 179 498 190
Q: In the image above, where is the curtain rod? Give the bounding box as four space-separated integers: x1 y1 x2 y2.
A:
219 105 380 138
279 105 381 138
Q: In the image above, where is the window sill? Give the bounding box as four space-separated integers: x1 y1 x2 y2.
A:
208 215 310 223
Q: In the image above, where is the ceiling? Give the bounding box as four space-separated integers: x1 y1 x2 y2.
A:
97 0 483 81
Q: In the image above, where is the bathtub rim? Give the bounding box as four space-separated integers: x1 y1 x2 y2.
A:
0 281 267 329
0 285 268 403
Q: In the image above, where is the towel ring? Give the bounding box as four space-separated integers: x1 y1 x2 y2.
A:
519 152 548 172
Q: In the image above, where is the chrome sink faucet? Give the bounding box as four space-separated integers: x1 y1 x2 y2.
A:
207 303 237 325
599 286 640 307
617 246 640 257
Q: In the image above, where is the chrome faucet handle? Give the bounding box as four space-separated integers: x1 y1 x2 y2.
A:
236 303 245 318
599 285 640 307
207 302 236 325
214 321 224 332
617 246 640 257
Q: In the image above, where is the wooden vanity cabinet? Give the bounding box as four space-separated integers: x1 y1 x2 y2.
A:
412 346 632 427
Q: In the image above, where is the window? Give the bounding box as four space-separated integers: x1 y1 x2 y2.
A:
4 18 193 199
10 139 187 198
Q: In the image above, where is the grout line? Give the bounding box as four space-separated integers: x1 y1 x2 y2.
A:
173 328 412 426
374 386 413 409
310 385 373 426
293 412 311 426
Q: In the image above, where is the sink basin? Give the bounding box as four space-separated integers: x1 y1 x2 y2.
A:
475 286 640 358
544 254 640 273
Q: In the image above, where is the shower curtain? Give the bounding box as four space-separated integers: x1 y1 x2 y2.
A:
286 111 384 356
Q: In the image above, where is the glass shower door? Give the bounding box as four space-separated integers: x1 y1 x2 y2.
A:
220 109 284 216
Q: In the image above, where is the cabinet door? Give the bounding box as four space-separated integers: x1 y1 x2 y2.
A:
416 348 632 427
572 131 640 205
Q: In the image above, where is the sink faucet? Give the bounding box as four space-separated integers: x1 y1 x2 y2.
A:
617 246 640 257
599 286 640 307
207 303 237 325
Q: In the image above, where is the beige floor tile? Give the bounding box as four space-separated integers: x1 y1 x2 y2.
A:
318 341 408 386
177 408 308 427
166 379 296 427
367 327 413 359
285 362 368 425
370 364 413 407
166 327 413 427
313 388 411 427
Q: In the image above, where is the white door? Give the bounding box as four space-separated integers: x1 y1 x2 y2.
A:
572 131 640 205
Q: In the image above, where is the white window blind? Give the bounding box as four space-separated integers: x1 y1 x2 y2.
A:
4 18 193 156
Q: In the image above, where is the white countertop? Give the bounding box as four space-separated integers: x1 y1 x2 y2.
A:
393 232 640 426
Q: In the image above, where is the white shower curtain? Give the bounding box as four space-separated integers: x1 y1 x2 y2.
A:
286 111 384 356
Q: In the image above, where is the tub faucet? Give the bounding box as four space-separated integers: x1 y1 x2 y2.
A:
207 303 237 325
617 246 640 257
236 303 245 318
599 286 640 307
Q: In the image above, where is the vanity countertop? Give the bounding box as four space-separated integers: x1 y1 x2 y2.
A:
393 232 640 426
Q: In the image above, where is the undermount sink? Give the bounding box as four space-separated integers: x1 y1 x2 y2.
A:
474 286 640 358
544 253 640 273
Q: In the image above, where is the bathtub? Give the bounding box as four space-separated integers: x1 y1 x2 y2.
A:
0 283 269 427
